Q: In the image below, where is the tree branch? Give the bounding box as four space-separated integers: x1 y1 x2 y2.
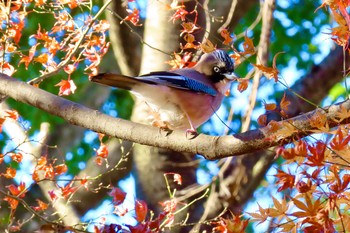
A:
0 74 349 160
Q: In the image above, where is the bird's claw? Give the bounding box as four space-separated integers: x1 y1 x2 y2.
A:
186 128 198 139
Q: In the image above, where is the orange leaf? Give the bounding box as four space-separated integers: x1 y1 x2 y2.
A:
200 39 216 53
257 114 267 126
55 79 77 96
181 22 200 35
32 199 48 211
280 92 290 116
19 44 37 69
253 64 279 82
34 53 49 64
264 102 277 111
4 167 16 178
242 33 256 55
237 79 249 92
54 164 68 176
3 197 19 210
0 117 5 133
220 28 233 45
7 182 26 197
135 200 148 222
9 152 23 163
4 110 19 120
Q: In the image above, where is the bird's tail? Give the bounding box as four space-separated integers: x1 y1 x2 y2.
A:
90 73 142 90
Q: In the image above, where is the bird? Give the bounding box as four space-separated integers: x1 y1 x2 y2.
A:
90 50 239 134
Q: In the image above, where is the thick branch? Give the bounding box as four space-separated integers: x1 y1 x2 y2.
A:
0 74 349 160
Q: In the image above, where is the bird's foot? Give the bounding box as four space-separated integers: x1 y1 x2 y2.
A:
186 128 198 139
152 120 173 135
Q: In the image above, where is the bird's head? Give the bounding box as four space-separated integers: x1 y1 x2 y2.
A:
195 50 239 83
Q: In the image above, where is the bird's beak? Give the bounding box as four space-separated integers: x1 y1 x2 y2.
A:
224 71 240 80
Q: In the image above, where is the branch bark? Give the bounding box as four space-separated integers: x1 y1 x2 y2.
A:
0 74 349 161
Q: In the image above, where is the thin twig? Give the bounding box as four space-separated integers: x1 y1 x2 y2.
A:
28 0 113 85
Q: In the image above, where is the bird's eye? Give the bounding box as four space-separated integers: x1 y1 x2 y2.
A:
213 66 221 73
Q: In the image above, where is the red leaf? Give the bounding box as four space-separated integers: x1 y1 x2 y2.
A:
109 187 126 205
274 169 295 191
60 180 78 199
135 200 148 222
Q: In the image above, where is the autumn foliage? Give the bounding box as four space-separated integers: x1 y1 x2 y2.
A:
1 0 350 232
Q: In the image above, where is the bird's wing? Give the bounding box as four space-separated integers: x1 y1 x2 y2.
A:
91 72 218 96
139 71 217 96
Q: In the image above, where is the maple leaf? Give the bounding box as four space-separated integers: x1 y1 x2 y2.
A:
3 167 16 178
241 33 256 55
170 4 188 23
7 182 26 197
306 141 326 167
134 200 148 222
274 169 295 191
60 180 78 199
268 196 289 220
309 109 329 132
200 39 216 53
19 44 37 69
296 180 312 193
181 22 200 35
109 187 127 206
55 79 77 96
330 127 350 151
247 203 270 224
333 104 350 123
254 52 284 82
4 110 19 120
54 164 68 176
280 92 291 118
3 196 19 210
220 28 234 45
32 199 49 211
96 143 108 158
230 52 242 65
237 78 249 93
212 215 248 233
257 114 267 126
166 52 196 69
0 62 16 76
291 194 322 218
277 217 296 232
9 152 23 163
181 34 198 50
34 53 49 64
122 8 142 26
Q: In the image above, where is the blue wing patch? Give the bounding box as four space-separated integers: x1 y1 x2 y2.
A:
137 71 217 96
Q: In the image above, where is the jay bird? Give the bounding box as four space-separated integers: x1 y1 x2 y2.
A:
90 50 239 134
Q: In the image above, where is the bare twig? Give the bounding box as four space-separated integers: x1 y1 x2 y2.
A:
28 0 113 85
241 0 275 131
